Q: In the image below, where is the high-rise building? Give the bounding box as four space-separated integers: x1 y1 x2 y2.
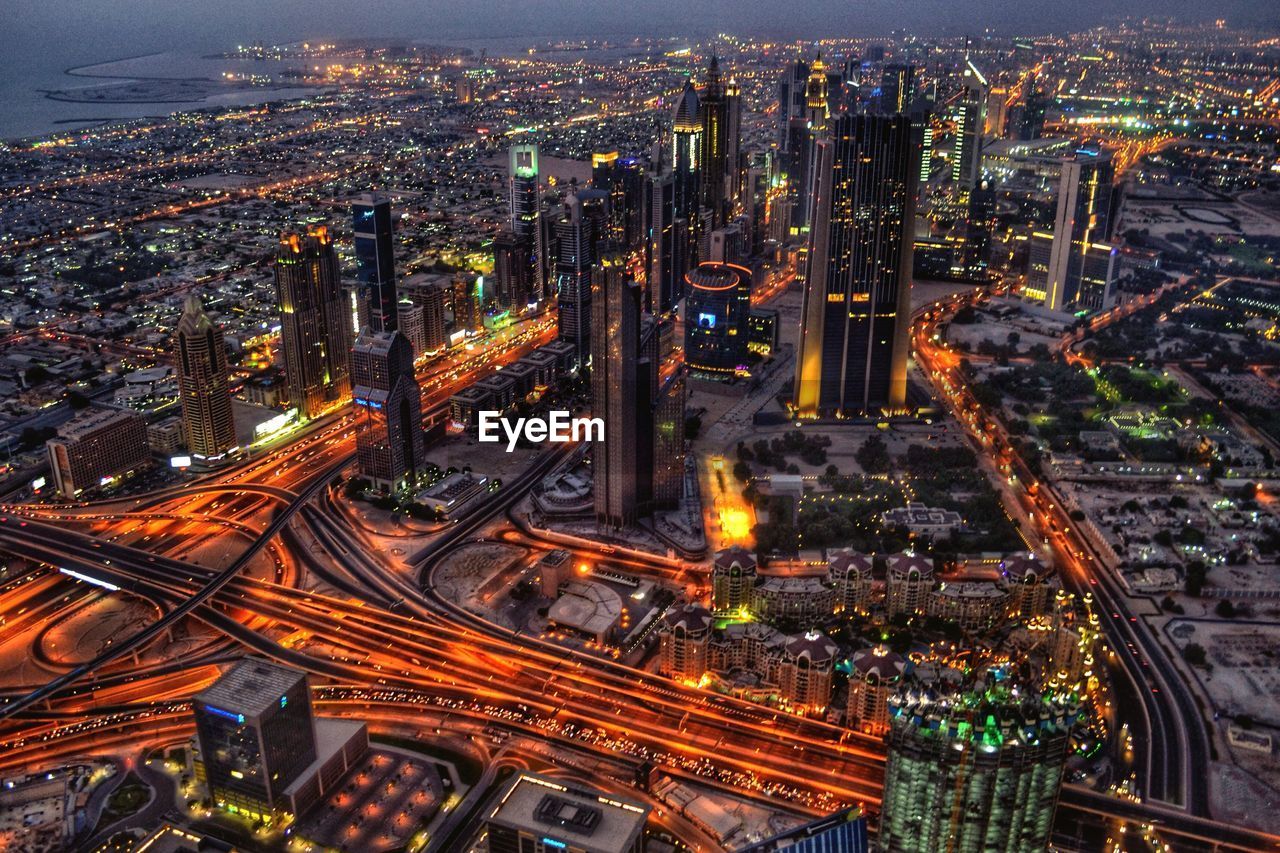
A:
951 55 989 194
591 251 640 530
777 59 810 149
1024 150 1116 312
684 261 751 376
845 645 906 737
592 149 646 249
451 273 481 336
397 300 428 357
493 229 534 311
794 113 920 417
699 56 730 226
175 295 238 464
724 76 744 215
46 408 149 497
509 144 546 301
1014 77 1048 141
352 194 397 333
554 193 604 355
275 227 352 419
650 370 686 509
880 63 917 114
485 772 649 853
879 690 1078 853
351 330 425 492
193 658 318 821
672 80 702 223
405 278 448 355
658 603 713 681
644 169 686 314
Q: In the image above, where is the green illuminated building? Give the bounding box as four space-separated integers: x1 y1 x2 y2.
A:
879 688 1078 853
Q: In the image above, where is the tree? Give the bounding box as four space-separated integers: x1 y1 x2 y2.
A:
1182 643 1207 666
855 434 891 475
684 414 702 441
1215 599 1236 618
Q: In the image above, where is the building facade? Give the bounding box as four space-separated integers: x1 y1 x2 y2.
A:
275 227 352 419
175 294 238 464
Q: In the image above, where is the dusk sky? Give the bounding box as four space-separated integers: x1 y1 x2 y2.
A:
7 0 1279 52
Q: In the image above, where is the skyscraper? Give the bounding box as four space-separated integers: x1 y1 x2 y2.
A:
1024 150 1116 312
351 330 425 492
509 143 546 301
880 63 917 115
554 193 603 355
777 59 810 149
671 80 702 223
493 229 533 311
451 273 481 336
724 76 744 215
592 149 646 249
352 194 397 333
405 278 448 355
879 690 1078 853
951 54 989 195
175 294 237 464
794 114 921 417
699 56 729 226
591 250 640 530
790 54 831 231
644 169 685 314
193 658 318 821
275 226 352 420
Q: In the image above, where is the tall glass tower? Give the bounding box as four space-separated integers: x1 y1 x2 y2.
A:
591 250 640 530
509 144 546 301
352 193 397 333
351 330 425 493
794 113 921 417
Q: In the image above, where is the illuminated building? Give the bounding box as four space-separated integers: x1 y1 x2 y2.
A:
651 372 686 511
396 300 428 357
880 690 1078 853
46 408 149 498
486 772 649 853
724 76 743 214
591 250 640 529
736 807 869 852
962 178 998 281
493 229 534 311
747 307 779 356
699 56 730 226
404 276 449 355
658 603 713 681
1013 77 1048 141
351 330 424 493
672 79 702 223
1002 554 1054 619
509 143 546 301
555 192 605 355
774 630 838 712
644 169 686 313
1024 150 1116 312
827 549 874 615
451 273 482 335
711 546 757 613
951 53 989 191
352 193 397 333
926 581 1010 632
754 576 837 624
592 149 646 249
175 294 237 464
794 114 920 417
274 227 352 420
683 261 750 376
786 55 832 233
193 658 318 821
884 552 935 618
846 645 907 736
880 63 916 114
776 59 810 149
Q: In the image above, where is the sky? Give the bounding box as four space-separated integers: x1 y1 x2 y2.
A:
6 0 1278 56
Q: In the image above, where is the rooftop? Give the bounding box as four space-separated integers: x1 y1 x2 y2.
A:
488 772 648 853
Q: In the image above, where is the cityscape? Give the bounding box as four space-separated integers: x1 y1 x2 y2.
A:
3 6 1280 853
